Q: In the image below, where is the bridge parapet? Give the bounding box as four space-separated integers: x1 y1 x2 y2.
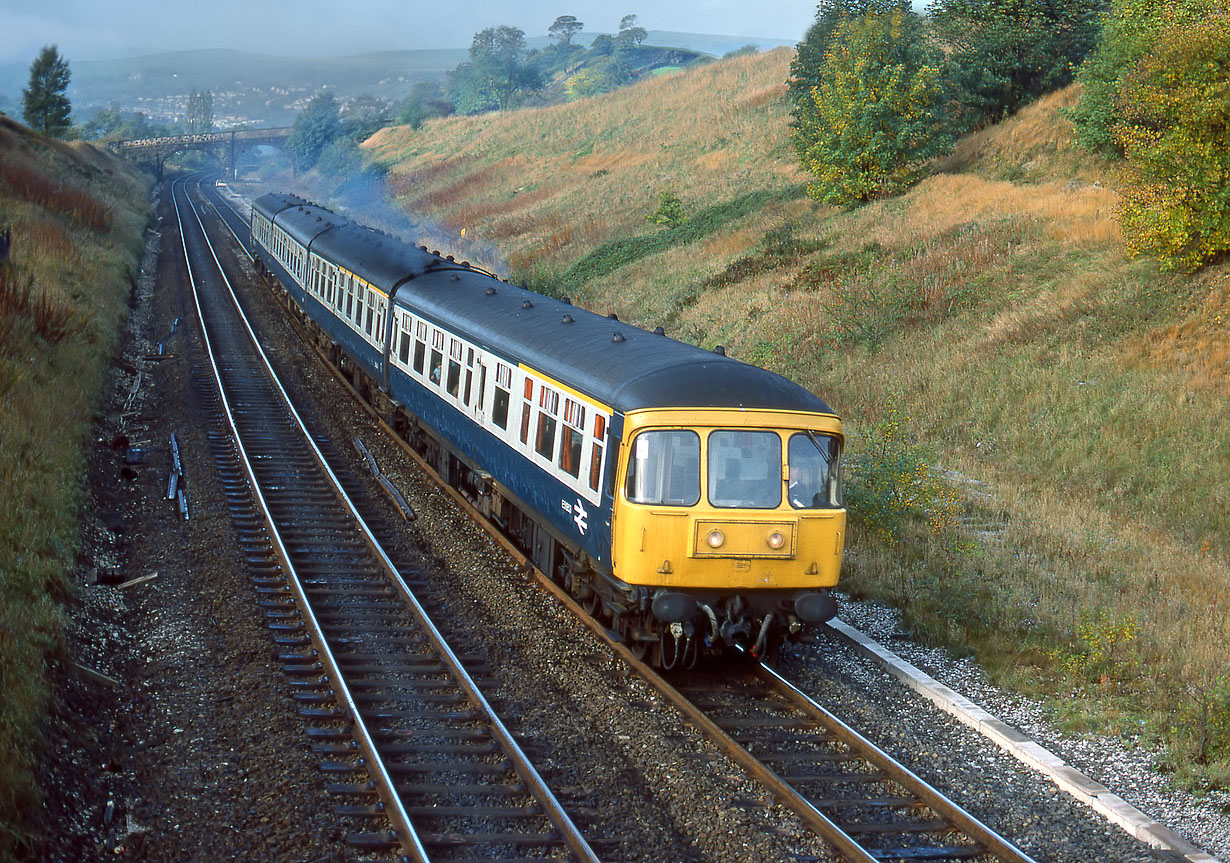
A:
111 127 293 178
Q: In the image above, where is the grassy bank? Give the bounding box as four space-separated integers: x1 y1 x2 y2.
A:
363 47 1230 787
0 115 150 858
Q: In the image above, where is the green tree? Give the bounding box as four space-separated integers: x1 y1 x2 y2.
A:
929 0 1107 130
287 91 342 170
618 14 648 46
566 68 615 100
549 15 584 46
793 8 951 206
185 88 213 133
448 26 543 114
315 136 363 177
1068 0 1215 155
80 104 169 141
590 33 615 56
22 45 72 137
395 81 452 128
788 1 907 126
341 93 389 141
1114 12 1230 272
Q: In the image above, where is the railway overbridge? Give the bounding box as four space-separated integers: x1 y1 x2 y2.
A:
110 127 292 179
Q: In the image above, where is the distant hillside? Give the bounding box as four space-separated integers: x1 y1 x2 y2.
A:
353 47 1230 784
0 47 465 127
0 30 792 129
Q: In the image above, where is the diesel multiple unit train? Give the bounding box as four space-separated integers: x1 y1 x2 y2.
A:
250 192 846 668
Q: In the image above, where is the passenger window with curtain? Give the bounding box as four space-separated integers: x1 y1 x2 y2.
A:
535 388 560 460
588 414 607 493
625 430 700 506
558 399 585 478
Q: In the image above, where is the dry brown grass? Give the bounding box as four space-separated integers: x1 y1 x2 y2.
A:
366 48 807 272
360 52 1230 780
1126 270 1230 393
0 115 150 859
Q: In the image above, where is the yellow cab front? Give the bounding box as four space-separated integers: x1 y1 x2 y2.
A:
611 407 845 617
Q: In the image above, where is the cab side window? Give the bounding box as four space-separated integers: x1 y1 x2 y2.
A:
625 430 700 506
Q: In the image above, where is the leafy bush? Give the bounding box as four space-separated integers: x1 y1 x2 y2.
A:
1114 12 1230 272
1049 609 1139 681
844 403 962 543
1069 0 1215 156
792 8 951 206
645 189 687 229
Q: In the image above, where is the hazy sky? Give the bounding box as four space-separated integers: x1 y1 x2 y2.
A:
0 0 822 66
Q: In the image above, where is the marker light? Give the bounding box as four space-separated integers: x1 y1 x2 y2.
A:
706 529 725 549
767 532 786 550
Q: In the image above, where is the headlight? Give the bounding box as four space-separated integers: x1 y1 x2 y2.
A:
706 529 725 549
767 531 786 550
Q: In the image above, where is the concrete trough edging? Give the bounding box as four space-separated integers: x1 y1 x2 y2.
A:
826 616 1220 863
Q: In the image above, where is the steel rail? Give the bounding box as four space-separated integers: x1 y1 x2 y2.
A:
191 177 599 863
743 645 1038 863
175 175 598 863
172 174 430 863
199 177 1030 863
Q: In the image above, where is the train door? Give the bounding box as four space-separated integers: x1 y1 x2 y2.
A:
467 350 487 425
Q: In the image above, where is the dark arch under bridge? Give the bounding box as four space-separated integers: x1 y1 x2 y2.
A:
110 127 292 179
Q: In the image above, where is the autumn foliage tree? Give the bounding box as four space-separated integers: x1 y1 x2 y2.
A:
791 7 951 206
787 0 908 126
1069 0 1215 155
1114 12 1230 272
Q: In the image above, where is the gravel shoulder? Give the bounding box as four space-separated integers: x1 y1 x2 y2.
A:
33 181 1227 862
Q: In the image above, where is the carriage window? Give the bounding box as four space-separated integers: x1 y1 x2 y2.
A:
493 388 510 429
536 413 557 460
560 426 583 477
398 327 411 365
429 350 443 385
708 430 782 509
788 433 843 509
446 359 461 396
625 431 700 506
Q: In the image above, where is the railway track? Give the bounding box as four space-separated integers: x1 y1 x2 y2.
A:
194 176 1038 862
172 175 599 862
